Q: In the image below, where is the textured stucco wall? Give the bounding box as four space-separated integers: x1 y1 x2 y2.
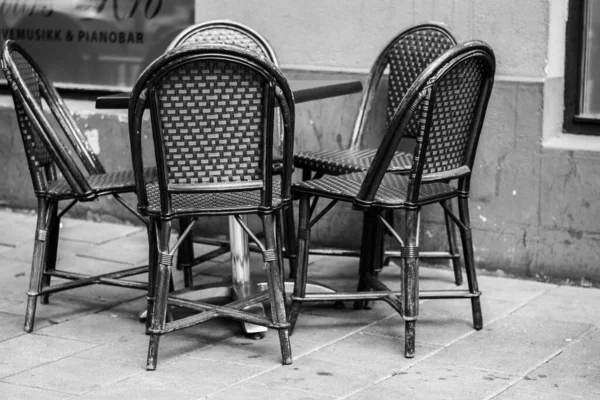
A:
196 0 549 77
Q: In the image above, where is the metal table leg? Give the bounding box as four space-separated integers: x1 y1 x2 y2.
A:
228 216 268 336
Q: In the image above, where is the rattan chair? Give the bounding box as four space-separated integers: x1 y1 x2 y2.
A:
289 40 496 358
0 40 151 332
129 43 295 369
167 19 278 62
293 23 463 288
166 20 296 288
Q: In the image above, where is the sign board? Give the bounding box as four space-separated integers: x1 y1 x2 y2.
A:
0 0 194 90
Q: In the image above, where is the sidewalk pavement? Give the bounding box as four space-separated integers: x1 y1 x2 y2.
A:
0 208 599 399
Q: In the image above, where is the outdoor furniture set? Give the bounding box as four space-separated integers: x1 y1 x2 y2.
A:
1 20 496 370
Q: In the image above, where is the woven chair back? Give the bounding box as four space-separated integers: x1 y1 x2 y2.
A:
351 23 456 149
168 20 278 64
8 49 53 172
129 44 294 217
357 41 496 205
168 20 283 155
1 40 97 196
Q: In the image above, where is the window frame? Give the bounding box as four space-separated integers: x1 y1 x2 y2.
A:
563 0 600 135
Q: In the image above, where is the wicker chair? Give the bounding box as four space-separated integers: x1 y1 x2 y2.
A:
0 40 151 332
166 20 296 288
129 43 295 369
292 23 464 289
167 19 278 62
289 41 496 358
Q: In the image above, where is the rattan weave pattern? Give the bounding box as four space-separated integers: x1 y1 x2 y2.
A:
145 180 282 214
179 29 268 59
156 59 264 186
387 29 456 138
11 50 54 169
293 171 455 206
421 58 485 175
46 167 157 199
293 148 413 175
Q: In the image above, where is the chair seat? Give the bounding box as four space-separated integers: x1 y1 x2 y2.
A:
47 167 157 200
145 180 284 216
292 171 456 207
293 149 413 175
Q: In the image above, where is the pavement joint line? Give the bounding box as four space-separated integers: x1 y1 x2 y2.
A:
337 285 561 399
74 252 139 265
548 361 600 372
0 380 75 397
483 324 598 400
436 283 558 350
338 341 450 400
201 313 400 398
74 367 147 397
0 334 110 383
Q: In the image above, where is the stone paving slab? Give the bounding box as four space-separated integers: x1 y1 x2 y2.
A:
1 209 600 399
492 362 600 400
253 356 392 398
0 211 38 248
308 331 442 371
364 296 524 347
346 361 518 400
427 314 593 376
209 381 335 400
120 357 266 397
0 334 97 379
3 356 142 395
0 382 73 400
58 220 144 245
513 285 600 324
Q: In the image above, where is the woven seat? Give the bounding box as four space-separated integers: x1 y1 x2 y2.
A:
289 41 496 360
47 167 157 199
146 180 283 214
129 44 295 369
1 40 151 333
294 149 413 174
291 23 463 285
294 172 455 206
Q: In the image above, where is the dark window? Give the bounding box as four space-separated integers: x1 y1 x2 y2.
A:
564 0 600 134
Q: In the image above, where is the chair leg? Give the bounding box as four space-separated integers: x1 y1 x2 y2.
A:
289 195 310 334
442 200 463 286
275 210 286 289
41 203 60 304
147 220 172 371
382 209 394 267
355 210 384 310
24 198 54 333
282 203 297 280
457 197 483 330
177 217 195 288
262 213 292 365
145 217 158 331
402 208 420 358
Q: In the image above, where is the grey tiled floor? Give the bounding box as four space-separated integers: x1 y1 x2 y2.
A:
1 209 599 399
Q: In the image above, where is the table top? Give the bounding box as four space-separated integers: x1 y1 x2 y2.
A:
95 79 363 109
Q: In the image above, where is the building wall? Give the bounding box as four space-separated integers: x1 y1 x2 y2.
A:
194 0 600 282
1 0 599 282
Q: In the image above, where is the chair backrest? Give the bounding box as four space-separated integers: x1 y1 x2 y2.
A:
168 20 284 154
128 43 295 218
350 23 457 150
356 40 496 206
167 19 279 64
1 40 103 197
